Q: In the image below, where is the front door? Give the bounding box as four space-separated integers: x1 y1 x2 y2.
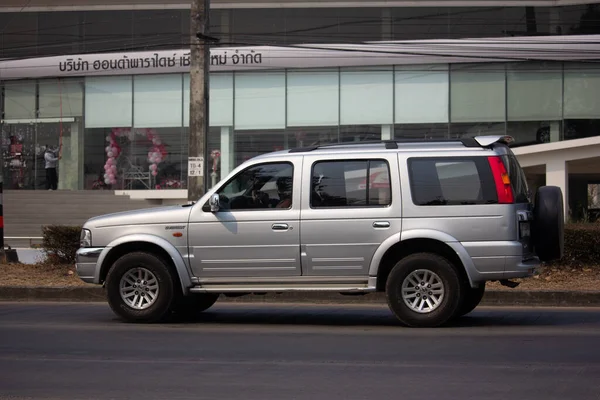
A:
300 154 402 276
188 159 302 278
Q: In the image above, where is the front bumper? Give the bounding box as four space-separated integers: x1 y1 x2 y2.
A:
75 247 104 284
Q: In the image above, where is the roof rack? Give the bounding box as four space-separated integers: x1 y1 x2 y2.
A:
287 135 514 153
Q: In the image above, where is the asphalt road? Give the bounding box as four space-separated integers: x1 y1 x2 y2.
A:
1 302 600 400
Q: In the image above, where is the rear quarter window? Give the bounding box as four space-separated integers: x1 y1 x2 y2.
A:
408 157 498 206
501 154 530 203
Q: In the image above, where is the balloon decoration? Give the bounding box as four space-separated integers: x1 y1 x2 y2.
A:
103 128 168 186
210 149 221 174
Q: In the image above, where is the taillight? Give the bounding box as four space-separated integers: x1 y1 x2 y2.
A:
488 156 514 204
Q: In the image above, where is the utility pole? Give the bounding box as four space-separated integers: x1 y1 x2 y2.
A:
187 0 211 202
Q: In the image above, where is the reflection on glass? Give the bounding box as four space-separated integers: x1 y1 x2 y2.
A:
395 124 449 140
286 126 339 148
450 122 506 138
233 129 285 167
564 120 600 141
507 121 562 146
339 125 381 143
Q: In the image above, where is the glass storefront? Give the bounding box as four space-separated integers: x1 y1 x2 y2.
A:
2 60 599 191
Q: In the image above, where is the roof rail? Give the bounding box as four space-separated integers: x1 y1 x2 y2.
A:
286 135 514 153
288 140 399 153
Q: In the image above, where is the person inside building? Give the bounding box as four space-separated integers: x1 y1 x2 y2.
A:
44 145 61 190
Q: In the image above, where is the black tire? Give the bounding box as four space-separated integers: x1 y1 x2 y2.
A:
105 251 177 323
532 186 564 262
385 253 465 328
456 284 485 317
173 293 220 318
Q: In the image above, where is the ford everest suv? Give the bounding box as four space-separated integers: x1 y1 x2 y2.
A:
76 135 564 327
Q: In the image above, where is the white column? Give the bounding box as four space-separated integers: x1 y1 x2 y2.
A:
220 126 234 178
545 158 569 221
381 124 393 140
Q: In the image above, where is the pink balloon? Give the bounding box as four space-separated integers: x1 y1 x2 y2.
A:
111 165 117 172
106 158 113 165
151 171 158 177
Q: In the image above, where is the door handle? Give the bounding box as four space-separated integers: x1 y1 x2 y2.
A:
272 223 289 231
373 221 390 229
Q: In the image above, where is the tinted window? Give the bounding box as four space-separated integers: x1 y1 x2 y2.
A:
408 157 497 205
215 162 293 210
311 160 391 208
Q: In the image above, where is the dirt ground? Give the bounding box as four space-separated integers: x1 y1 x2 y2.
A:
0 262 599 291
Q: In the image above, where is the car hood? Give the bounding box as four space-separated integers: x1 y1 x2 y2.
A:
84 204 194 228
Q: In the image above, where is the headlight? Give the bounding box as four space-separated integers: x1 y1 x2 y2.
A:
80 229 92 248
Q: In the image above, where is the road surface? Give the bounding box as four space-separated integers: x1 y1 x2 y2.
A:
1 302 600 399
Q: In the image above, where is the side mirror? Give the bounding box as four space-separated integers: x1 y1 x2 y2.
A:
209 193 220 213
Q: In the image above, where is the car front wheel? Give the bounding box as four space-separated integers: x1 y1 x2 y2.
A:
105 251 177 323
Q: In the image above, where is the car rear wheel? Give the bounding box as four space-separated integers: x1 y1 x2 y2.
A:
105 252 177 323
532 186 565 262
385 253 464 328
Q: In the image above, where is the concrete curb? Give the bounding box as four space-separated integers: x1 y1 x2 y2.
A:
1 286 600 306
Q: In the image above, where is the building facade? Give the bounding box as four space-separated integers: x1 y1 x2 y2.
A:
1 1 599 216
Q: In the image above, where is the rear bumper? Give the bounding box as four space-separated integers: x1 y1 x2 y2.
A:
503 256 541 279
75 247 104 284
459 241 541 281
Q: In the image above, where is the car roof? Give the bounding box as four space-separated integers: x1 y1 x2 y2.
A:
252 135 514 161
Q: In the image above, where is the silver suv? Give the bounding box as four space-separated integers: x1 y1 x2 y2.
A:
76 135 564 327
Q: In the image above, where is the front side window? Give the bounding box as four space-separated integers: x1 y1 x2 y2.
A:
311 160 391 208
215 162 293 210
408 157 497 205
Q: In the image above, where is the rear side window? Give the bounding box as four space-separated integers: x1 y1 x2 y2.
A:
408 157 498 205
501 154 530 203
311 160 391 208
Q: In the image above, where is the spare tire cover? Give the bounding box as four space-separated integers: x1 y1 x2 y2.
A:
532 186 564 262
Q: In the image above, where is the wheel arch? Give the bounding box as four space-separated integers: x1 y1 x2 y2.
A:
96 234 193 294
370 230 479 292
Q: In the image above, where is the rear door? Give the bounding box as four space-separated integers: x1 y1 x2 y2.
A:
399 150 525 275
299 153 402 276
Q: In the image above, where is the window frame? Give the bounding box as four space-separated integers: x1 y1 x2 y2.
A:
202 161 295 212
309 158 393 210
407 156 498 206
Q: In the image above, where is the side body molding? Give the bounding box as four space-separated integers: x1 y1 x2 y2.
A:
94 234 193 293
368 229 478 287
